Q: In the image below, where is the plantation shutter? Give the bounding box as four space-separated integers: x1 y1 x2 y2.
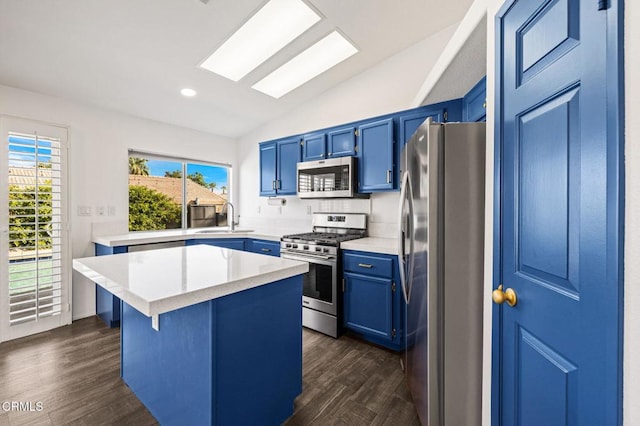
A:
7 132 63 324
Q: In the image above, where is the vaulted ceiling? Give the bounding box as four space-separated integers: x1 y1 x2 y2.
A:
0 0 474 138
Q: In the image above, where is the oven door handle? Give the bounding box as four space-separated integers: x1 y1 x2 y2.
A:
280 252 336 266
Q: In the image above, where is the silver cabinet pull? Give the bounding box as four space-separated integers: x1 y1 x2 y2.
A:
386 170 392 183
358 263 373 268
261 248 271 252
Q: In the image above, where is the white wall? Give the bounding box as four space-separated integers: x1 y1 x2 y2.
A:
0 84 237 320
235 23 459 236
482 1 638 425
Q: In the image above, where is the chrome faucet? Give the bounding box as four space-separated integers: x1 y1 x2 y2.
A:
225 201 236 231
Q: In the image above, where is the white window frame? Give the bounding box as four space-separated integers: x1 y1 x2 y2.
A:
128 150 232 231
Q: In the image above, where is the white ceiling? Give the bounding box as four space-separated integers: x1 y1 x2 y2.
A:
0 0 474 138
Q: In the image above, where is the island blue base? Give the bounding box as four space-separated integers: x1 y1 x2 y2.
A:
95 243 126 328
120 275 303 426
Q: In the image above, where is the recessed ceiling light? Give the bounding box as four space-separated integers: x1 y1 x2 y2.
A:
181 88 197 97
199 0 321 82
251 31 358 99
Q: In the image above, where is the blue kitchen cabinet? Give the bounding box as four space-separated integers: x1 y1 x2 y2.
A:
186 238 247 251
277 137 302 195
327 126 356 158
342 250 403 351
302 127 356 161
95 244 127 328
259 137 301 196
462 76 486 122
259 141 277 196
248 239 280 257
302 132 326 161
357 118 395 192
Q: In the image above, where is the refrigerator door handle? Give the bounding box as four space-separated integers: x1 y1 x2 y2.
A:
397 170 415 304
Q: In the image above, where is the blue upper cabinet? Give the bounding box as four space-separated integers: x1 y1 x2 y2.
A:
259 138 301 196
357 118 395 192
327 126 356 158
259 101 463 195
259 142 277 196
276 137 301 195
463 76 487 122
302 132 326 161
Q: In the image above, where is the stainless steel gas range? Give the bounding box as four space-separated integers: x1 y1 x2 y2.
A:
280 213 367 338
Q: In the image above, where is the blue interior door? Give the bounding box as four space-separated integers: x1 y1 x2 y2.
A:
496 0 622 425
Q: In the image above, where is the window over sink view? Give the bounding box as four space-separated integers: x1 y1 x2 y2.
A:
127 152 230 231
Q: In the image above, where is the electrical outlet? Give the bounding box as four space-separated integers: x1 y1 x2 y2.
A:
108 206 116 216
96 206 106 217
306 206 312 215
77 206 91 216
278 206 282 214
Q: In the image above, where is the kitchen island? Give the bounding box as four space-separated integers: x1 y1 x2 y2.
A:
73 244 308 426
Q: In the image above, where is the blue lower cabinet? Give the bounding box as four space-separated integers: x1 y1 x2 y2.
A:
342 250 403 351
186 238 247 251
95 243 127 328
121 276 303 425
248 239 280 257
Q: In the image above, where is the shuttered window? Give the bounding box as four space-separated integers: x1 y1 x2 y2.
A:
7 132 63 325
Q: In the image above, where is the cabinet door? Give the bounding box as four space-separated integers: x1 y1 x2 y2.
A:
276 138 302 195
327 126 356 158
302 133 326 161
259 142 277 196
343 272 393 341
463 76 486 122
357 118 395 192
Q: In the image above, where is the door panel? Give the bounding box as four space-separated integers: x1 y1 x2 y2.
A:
517 87 579 295
259 142 276 196
276 138 301 195
496 0 621 425
516 326 578 426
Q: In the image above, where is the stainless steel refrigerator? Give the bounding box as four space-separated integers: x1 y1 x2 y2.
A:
398 119 485 425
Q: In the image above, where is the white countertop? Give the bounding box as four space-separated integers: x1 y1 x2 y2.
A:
92 227 280 247
340 237 399 256
73 245 308 321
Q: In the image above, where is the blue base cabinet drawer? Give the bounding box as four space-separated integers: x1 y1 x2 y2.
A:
342 250 403 351
248 239 280 257
343 251 393 278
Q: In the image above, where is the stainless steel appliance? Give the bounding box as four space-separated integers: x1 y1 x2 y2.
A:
296 156 367 199
399 119 485 425
280 213 366 337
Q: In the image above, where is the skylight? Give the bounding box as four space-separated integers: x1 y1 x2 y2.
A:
251 31 358 99
199 0 321 82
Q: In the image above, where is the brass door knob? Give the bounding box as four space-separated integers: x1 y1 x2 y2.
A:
492 285 517 307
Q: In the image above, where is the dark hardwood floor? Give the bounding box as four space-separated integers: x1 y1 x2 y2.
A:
0 317 419 425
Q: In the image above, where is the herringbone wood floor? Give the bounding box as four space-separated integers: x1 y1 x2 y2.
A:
0 316 419 425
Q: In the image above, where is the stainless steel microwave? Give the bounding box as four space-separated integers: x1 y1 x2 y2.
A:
296 156 367 199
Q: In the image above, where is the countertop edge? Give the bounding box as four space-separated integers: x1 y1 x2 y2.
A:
92 230 281 247
340 237 399 256
73 252 308 317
